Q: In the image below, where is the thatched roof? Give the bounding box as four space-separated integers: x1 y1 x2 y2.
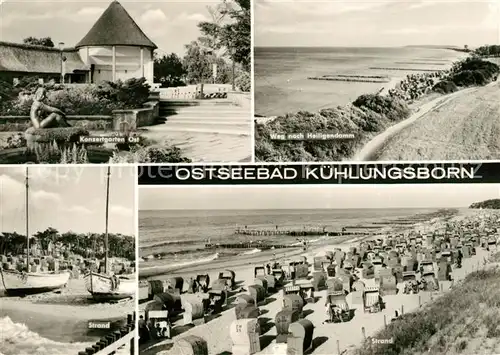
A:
75 1 157 49
0 41 89 73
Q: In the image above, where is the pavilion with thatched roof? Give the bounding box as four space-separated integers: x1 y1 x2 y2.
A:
0 1 157 85
76 0 157 84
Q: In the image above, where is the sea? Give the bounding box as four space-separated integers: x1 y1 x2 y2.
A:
0 316 92 355
139 208 439 271
254 46 466 117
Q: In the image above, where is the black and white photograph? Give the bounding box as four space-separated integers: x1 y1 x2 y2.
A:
0 166 136 355
137 183 500 355
0 0 251 164
254 0 500 162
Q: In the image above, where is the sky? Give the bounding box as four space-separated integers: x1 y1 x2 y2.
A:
0 166 136 236
0 0 221 55
139 184 500 210
255 0 500 47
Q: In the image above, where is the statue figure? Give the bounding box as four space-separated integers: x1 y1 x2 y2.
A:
30 87 71 128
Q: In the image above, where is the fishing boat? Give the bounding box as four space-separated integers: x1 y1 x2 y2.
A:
83 166 135 300
0 167 70 296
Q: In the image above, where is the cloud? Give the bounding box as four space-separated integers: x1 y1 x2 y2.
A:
140 8 167 23
110 205 133 217
407 1 437 10
32 189 61 207
67 205 93 215
184 13 210 22
77 7 104 17
0 173 61 214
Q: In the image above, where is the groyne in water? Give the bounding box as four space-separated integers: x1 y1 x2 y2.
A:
394 61 447 65
369 67 444 72
234 229 371 237
415 58 451 62
308 74 389 83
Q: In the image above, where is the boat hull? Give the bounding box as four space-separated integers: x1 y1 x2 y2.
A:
84 271 135 300
0 269 70 296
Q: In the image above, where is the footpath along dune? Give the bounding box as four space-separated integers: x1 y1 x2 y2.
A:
140 211 497 355
356 79 500 161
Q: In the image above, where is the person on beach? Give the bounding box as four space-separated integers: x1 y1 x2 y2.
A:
30 87 71 128
138 315 150 343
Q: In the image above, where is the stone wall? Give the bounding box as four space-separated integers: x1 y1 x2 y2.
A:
111 101 159 131
0 115 113 131
0 101 159 132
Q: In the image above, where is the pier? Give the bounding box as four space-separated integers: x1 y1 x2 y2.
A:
205 243 292 250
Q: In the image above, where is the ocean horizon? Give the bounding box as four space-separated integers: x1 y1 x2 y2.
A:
138 207 448 261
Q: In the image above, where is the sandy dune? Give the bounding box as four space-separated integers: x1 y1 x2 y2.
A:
357 80 500 161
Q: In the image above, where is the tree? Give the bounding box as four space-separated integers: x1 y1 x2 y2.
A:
197 0 251 71
154 53 187 87
23 36 55 47
33 227 59 251
183 41 213 84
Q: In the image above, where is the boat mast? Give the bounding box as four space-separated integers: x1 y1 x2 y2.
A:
26 166 29 270
104 166 110 274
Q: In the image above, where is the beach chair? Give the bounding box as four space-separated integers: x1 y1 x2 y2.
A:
363 287 384 313
283 285 301 298
218 269 236 289
148 310 171 340
440 251 453 263
419 261 434 275
326 291 350 323
402 272 418 294
271 268 285 285
300 284 315 303
254 266 266 278
421 272 439 291
196 274 210 292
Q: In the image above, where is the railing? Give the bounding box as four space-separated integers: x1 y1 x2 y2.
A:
77 313 135 355
158 84 232 99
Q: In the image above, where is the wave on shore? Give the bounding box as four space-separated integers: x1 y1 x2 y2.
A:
141 252 220 272
240 248 262 255
0 316 91 355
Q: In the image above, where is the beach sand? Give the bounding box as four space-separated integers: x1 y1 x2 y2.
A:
139 209 495 355
0 278 135 355
366 78 500 161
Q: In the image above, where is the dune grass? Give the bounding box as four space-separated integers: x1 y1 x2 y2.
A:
355 267 500 355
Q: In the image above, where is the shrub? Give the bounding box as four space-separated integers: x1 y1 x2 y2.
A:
96 77 151 108
432 80 458 94
455 57 499 75
352 94 410 121
110 142 192 163
26 127 89 143
0 77 151 116
0 133 26 149
447 57 499 87
451 70 488 87
235 71 251 92
33 142 89 164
